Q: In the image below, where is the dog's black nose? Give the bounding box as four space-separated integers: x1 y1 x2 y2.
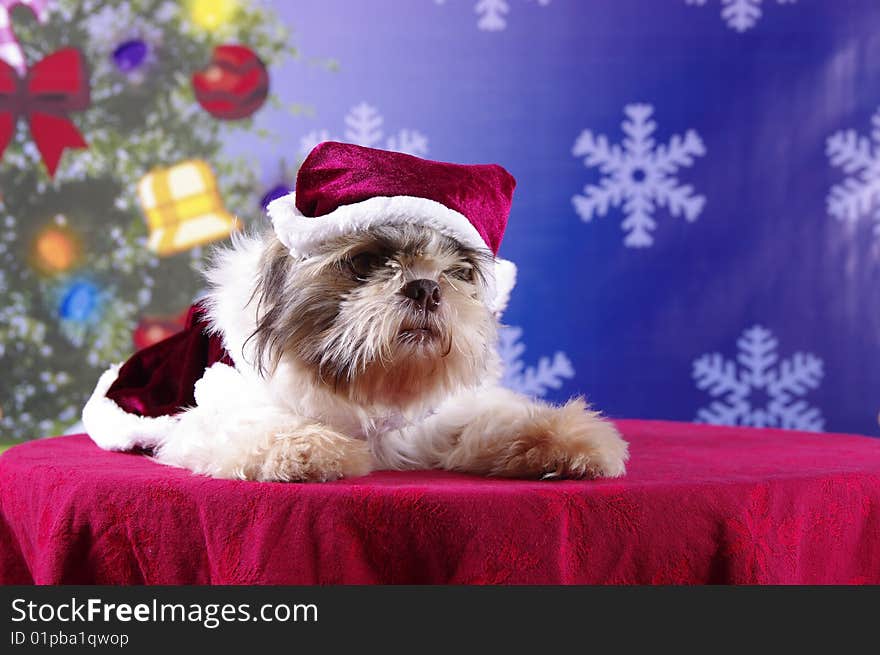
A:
402 279 441 312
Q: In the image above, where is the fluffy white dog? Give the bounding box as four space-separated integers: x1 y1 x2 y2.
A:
83 143 628 482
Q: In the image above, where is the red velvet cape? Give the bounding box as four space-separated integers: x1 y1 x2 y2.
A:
104 304 233 420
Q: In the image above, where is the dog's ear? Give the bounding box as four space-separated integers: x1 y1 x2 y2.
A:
245 235 295 376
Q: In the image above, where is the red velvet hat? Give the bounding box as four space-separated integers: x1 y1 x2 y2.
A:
267 142 518 311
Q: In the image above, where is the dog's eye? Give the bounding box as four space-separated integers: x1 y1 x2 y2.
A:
349 252 385 280
445 265 475 283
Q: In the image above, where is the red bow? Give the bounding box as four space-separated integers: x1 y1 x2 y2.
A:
0 48 90 178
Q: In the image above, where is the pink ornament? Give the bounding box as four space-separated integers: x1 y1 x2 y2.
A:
0 0 52 76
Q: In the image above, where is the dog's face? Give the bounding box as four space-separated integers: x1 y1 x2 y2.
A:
249 223 498 407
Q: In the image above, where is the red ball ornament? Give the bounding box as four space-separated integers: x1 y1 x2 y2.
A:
192 45 269 120
133 311 189 351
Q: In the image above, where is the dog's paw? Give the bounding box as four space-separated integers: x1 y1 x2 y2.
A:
493 398 629 479
256 423 374 482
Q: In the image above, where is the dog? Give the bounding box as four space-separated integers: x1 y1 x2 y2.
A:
83 142 628 482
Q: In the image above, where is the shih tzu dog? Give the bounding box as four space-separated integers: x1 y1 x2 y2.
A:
83 142 628 482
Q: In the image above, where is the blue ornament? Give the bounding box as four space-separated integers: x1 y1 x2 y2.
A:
59 280 101 323
260 184 291 211
112 39 149 73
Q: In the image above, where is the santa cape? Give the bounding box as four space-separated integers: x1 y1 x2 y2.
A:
82 304 231 451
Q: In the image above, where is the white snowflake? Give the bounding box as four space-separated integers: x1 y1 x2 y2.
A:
299 103 428 158
693 325 824 431
299 129 332 156
685 0 797 32
498 325 574 397
826 107 880 240
434 0 550 32
572 103 707 248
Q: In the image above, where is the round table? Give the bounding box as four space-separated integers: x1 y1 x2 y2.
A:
2 420 879 584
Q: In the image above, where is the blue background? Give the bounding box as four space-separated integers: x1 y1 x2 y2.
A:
227 0 880 436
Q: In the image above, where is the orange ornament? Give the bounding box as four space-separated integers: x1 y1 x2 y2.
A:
32 225 80 274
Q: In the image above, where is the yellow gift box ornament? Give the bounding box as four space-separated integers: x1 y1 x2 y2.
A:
137 160 240 256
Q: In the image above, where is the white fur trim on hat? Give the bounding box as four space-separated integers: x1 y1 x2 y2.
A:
493 258 517 315
267 193 489 258
267 193 516 313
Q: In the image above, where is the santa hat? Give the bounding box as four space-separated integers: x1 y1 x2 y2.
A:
267 142 518 312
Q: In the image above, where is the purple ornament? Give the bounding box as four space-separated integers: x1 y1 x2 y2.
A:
260 184 291 211
112 39 149 73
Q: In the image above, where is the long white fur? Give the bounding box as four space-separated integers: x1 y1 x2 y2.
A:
83 231 628 481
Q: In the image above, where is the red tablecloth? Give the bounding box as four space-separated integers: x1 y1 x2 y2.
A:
2 420 879 585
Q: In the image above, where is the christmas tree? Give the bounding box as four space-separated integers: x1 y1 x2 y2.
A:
0 0 306 441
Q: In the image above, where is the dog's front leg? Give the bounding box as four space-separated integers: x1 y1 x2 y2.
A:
408 387 628 479
156 405 374 481
155 406 373 481
153 364 373 481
